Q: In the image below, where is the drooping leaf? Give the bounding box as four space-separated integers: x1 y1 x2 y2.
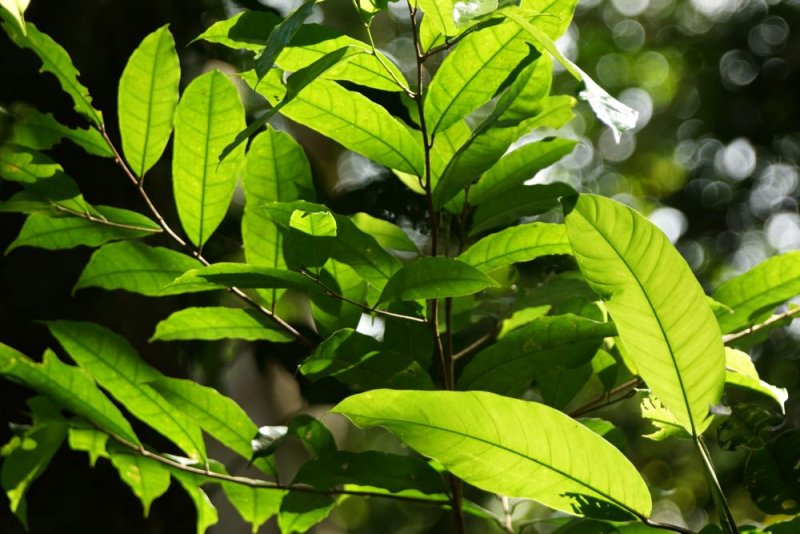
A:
378 257 498 305
712 251 800 334
457 222 570 273
351 213 418 253
469 182 575 236
6 205 160 253
745 429 800 515
0 345 139 444
172 69 245 247
164 263 319 294
253 0 316 82
67 426 109 467
9 105 112 157
333 389 652 520
171 471 219 534
279 492 338 534
152 376 276 476
151 307 293 343
290 209 337 236
222 483 285 534
118 25 180 178
47 321 207 459
74 241 203 296
563 194 726 437
0 18 102 125
110 453 171 517
469 137 577 205
458 314 615 396
640 393 690 441
0 0 29 35
246 71 424 175
724 347 788 412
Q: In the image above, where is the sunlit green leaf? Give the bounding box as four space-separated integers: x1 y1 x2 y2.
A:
223 483 285 534
378 257 498 305
469 182 574 236
118 25 180 178
67 426 109 467
712 251 800 334
173 69 245 247
171 471 219 534
9 105 112 157
334 389 652 520
74 241 202 296
564 194 726 436
351 213 417 253
164 263 319 294
47 321 207 459
725 347 788 412
458 222 570 273
110 453 171 517
254 0 315 81
151 307 293 343
640 392 689 441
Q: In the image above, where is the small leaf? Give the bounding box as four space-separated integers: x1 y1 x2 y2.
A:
151 307 293 343
9 105 112 157
279 492 338 534
378 257 498 305
110 453 171 517
251 414 336 461
67 426 109 467
469 182 575 236
254 0 316 82
74 241 203 296
725 347 788 412
457 222 570 273
251 425 289 461
290 209 337 237
333 389 652 520
171 471 219 534
222 483 284 534
640 392 690 441
351 213 418 253
118 25 181 178
173 70 245 247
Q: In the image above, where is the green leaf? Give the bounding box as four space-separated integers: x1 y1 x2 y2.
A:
378 257 498 305
9 105 112 157
418 0 458 38
279 492 338 534
0 345 140 444
309 261 367 337
74 241 203 296
223 483 284 534
469 137 577 205
383 302 433 368
539 363 593 410
286 414 337 457
351 213 418 253
254 0 316 82
458 314 615 395
640 392 690 441
194 10 279 51
164 263 319 294
6 205 160 253
469 182 574 236
47 321 207 459
67 426 109 467
246 71 424 175
153 376 275 476
717 403 782 452
457 222 570 273
497 305 551 338
712 251 800 334
724 347 788 412
173 69 245 247
118 25 180 178
151 307 293 343
745 429 800 515
333 389 652 520
564 194 726 437
110 453 171 517
171 471 219 534
0 19 102 125
0 0 29 35
290 209 337 236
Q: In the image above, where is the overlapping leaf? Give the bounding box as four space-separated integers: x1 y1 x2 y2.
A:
151 307 293 343
457 222 571 273
377 257 499 305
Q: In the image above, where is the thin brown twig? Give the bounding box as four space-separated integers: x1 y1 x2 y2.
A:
452 331 495 361
568 378 641 418
52 204 163 233
722 306 800 344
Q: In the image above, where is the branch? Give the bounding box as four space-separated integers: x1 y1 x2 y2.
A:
722 306 800 344
52 204 163 233
500 495 514 534
568 378 640 418
452 331 495 361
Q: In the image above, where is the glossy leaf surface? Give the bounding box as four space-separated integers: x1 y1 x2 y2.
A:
151 307 293 343
458 222 570 273
378 257 499 305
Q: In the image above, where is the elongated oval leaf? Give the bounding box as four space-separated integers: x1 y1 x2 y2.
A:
10 105 112 157
74 241 203 296
254 0 315 81
110 453 171 517
151 307 293 343
118 25 180 178
333 389 652 520
165 263 319 294
0 344 139 445
712 251 800 334
378 257 499 305
351 212 418 253
457 222 570 273
564 194 726 436
173 70 245 247
470 182 574 236
223 483 285 533
171 471 219 534
48 321 207 459
724 347 787 412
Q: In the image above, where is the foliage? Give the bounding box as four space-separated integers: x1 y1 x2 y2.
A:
0 1 798 533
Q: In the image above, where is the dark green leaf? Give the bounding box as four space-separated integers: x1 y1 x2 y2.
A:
717 403 782 452
745 429 800 515
469 182 575 236
9 105 112 157
378 257 499 305
351 212 418 253
254 0 315 81
279 492 337 534
164 263 319 294
151 307 293 343
457 222 570 273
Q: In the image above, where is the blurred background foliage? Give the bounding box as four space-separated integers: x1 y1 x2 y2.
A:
0 0 798 532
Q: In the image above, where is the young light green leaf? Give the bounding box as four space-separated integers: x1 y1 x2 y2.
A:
67 427 109 467
725 347 788 412
458 314 615 395
254 0 315 82
118 25 180 178
712 251 800 334
469 182 575 236
457 222 571 273
351 213 418 253
0 0 29 35
0 19 102 125
418 0 458 37
469 137 578 205
223 483 285 534
0 345 140 445
289 209 337 236
151 307 293 343
564 194 726 437
6 205 160 253
164 263 319 294
171 471 219 534
378 257 499 305
74 241 203 296
110 453 171 517
47 321 207 459
9 105 112 157
333 389 652 520
173 69 245 247
153 376 276 476
246 71 424 175
640 393 690 441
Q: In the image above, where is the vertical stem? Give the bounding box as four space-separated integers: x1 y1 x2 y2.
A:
694 437 739 534
501 495 514 534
